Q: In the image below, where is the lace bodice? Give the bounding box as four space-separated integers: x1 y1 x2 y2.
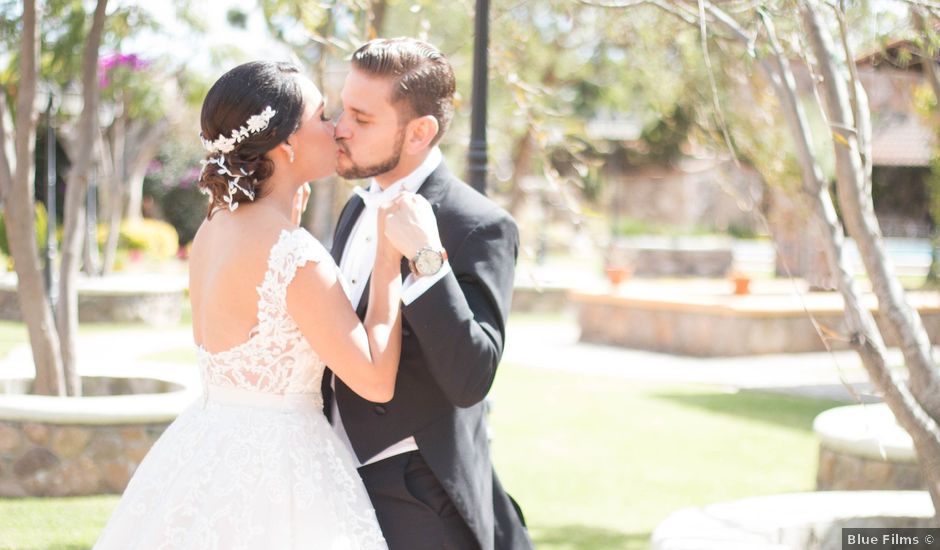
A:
196 228 334 404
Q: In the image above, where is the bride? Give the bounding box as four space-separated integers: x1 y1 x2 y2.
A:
93 61 400 549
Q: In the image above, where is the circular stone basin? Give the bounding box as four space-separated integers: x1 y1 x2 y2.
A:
0 272 187 326
814 403 922 490
0 368 198 497
651 491 935 550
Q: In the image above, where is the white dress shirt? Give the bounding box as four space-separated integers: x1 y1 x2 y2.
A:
332 147 451 467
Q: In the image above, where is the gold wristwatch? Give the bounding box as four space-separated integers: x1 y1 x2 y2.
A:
408 246 448 277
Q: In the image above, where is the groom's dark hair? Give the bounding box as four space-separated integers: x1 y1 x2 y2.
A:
351 38 456 146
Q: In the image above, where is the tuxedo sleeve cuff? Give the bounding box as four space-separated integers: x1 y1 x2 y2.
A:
401 262 452 305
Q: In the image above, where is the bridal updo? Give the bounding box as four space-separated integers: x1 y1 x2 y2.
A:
198 61 305 218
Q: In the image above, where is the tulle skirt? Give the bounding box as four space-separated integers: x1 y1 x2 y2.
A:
93 386 387 550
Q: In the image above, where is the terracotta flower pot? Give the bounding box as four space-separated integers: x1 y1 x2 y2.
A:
733 275 751 295
605 266 630 287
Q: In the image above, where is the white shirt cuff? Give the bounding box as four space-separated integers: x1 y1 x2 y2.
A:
401 262 451 306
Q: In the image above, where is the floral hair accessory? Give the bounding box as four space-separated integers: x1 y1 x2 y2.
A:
200 106 277 154
199 155 256 212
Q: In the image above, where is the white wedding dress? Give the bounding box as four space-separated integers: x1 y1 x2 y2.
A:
93 228 387 550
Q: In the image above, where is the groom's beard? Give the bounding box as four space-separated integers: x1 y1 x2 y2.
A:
336 127 405 180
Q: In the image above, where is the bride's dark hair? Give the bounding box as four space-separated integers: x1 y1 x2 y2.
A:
198 61 305 218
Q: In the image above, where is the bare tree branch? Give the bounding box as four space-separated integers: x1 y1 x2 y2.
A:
578 0 701 25
913 6 940 102
899 0 940 12
833 3 872 195
698 0 740 166
577 0 653 7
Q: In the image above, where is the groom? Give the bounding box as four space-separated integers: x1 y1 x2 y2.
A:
323 37 534 550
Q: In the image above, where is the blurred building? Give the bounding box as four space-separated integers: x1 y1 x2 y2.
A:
856 39 937 238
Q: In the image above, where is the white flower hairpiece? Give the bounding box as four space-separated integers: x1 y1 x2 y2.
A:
199 154 256 212
200 106 277 154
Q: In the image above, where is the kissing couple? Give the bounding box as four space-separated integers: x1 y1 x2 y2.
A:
93 37 534 550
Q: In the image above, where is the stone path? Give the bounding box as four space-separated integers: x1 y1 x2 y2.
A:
502 313 890 403
3 327 197 386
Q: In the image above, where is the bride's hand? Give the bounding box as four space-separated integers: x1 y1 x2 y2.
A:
375 202 402 267
291 183 312 226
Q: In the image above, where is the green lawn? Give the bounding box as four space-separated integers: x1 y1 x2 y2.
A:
0 496 116 550
0 321 27 360
0 299 193 362
488 365 839 549
0 361 839 550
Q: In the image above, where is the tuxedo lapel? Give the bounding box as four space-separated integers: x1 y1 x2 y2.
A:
416 162 451 211
331 194 365 266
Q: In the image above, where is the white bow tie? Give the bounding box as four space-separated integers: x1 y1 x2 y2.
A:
353 185 399 209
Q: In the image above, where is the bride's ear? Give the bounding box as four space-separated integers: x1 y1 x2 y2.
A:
276 140 296 164
403 115 439 155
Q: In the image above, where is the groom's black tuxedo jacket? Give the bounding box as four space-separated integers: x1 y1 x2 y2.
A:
323 161 532 550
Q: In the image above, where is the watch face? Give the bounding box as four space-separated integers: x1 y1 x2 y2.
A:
416 250 443 275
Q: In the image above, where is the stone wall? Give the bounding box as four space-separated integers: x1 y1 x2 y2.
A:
0 372 196 497
651 491 936 550
511 284 570 314
814 404 922 492
0 420 168 497
574 290 940 356
0 274 185 326
816 445 922 491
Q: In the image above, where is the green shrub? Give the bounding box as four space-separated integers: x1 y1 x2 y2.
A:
118 218 179 260
727 223 761 240
161 184 206 246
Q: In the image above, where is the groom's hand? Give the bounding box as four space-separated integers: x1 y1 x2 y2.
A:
385 192 442 260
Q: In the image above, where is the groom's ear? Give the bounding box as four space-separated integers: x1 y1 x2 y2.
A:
403 115 440 155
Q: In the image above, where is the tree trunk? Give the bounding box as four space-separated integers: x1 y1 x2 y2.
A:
369 0 388 37
123 118 167 221
801 0 940 513
102 107 126 274
507 128 534 218
57 0 109 397
82 162 100 275
0 0 65 395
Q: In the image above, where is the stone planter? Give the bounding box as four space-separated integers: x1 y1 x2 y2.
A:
573 285 940 356
0 273 186 326
0 366 199 497
651 491 935 550
511 282 570 314
814 403 922 491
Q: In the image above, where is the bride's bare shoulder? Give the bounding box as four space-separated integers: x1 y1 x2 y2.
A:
190 210 295 270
